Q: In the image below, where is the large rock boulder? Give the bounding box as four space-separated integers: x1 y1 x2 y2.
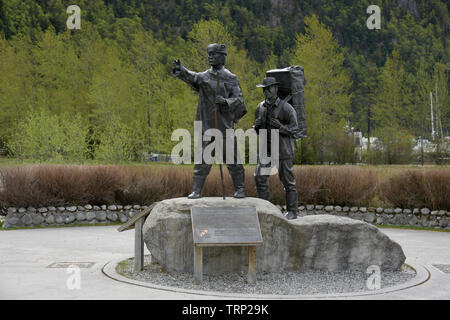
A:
142 197 406 275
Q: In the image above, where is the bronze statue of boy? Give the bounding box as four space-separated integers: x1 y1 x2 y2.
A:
254 77 299 220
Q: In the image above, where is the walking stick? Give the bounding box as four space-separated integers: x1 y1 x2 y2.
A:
215 71 226 200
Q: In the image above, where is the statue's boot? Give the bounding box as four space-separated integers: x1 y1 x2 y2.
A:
257 190 270 201
284 190 298 220
231 170 245 199
284 211 297 220
187 176 206 199
254 168 269 200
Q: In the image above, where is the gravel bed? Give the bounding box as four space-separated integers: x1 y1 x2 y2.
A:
117 256 416 295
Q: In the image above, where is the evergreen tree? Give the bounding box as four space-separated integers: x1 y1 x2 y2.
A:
291 15 352 164
0 0 448 164
372 50 409 129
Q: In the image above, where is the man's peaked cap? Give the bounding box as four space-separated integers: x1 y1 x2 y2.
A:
207 43 227 55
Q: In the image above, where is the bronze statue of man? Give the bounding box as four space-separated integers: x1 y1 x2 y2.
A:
172 43 247 199
254 77 299 219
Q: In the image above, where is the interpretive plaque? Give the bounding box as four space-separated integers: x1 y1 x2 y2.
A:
190 206 263 284
191 207 263 246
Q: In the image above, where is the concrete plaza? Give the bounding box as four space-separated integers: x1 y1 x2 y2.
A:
0 225 449 300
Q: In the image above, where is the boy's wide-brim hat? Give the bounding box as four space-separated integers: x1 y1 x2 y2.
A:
207 43 227 55
256 77 280 88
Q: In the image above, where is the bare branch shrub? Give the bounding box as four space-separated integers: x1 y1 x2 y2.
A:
0 165 447 210
380 169 450 210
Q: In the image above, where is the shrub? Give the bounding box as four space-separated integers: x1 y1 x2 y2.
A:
371 128 414 164
114 166 192 204
7 109 88 162
0 165 447 210
93 114 146 163
327 131 357 164
380 169 450 210
294 166 378 206
0 165 121 207
0 165 194 207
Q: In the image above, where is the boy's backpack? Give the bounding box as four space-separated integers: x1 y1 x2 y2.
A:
266 66 307 139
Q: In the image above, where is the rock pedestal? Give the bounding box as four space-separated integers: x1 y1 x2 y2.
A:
142 197 406 275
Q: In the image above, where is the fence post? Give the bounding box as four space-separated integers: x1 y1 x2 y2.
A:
134 217 144 271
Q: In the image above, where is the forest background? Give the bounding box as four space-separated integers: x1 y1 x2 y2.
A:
0 0 448 165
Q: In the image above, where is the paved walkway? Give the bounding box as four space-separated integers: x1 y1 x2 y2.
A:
0 225 449 300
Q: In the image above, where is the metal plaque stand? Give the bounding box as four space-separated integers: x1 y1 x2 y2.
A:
117 202 159 272
191 207 263 284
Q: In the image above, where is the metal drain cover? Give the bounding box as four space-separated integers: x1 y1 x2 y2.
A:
432 264 450 274
47 262 95 268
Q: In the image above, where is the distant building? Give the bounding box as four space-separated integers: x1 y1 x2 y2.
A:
412 137 450 154
412 138 435 153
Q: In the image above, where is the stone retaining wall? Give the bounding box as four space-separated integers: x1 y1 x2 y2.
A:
292 205 450 229
1 203 449 229
1 205 148 229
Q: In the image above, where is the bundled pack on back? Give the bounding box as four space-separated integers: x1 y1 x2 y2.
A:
266 66 307 139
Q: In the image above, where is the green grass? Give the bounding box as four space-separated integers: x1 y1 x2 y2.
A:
0 221 121 231
0 157 184 167
116 258 134 274
377 224 450 233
